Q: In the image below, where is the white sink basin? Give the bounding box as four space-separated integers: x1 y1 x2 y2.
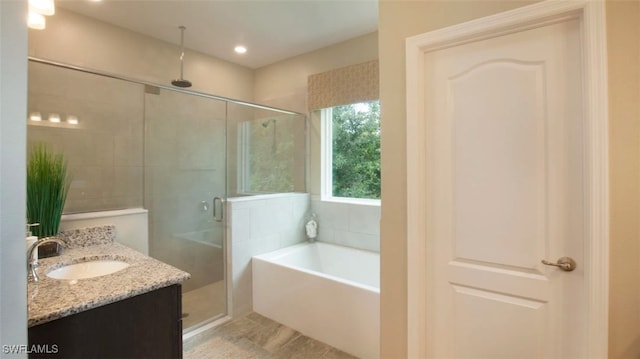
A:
46 260 130 280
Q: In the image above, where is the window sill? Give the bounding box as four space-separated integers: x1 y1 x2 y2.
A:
318 196 381 207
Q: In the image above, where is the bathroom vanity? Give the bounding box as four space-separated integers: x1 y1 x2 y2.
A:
26 226 190 359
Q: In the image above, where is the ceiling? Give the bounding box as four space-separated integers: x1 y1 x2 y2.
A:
57 0 379 69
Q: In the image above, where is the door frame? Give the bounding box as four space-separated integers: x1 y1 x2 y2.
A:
405 1 609 357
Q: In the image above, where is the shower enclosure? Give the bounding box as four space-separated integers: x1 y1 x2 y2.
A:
27 59 306 332
144 88 228 329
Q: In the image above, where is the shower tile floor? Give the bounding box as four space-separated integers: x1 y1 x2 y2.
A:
182 281 226 329
183 312 359 359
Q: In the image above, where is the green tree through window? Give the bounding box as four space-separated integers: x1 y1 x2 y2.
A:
331 101 380 199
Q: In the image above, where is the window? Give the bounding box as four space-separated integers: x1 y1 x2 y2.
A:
322 100 380 201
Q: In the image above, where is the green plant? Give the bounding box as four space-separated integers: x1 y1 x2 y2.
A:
26 143 71 238
332 101 381 199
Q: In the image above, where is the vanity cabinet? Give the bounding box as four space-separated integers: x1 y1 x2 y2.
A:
28 284 182 359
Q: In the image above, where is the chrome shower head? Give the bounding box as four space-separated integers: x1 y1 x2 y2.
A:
171 25 192 88
262 119 276 128
171 79 192 88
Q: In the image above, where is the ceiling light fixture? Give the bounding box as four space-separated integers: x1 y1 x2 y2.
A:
27 0 55 30
29 112 42 122
27 11 46 30
29 0 55 16
234 45 247 54
48 113 61 123
66 115 79 125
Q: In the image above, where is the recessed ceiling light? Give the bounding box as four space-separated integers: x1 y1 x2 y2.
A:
234 45 247 54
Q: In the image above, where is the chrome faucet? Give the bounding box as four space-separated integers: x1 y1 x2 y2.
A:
27 238 65 282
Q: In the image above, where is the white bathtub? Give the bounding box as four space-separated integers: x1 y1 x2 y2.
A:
252 242 380 359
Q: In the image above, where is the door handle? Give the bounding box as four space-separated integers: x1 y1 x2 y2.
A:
212 196 224 222
541 257 577 272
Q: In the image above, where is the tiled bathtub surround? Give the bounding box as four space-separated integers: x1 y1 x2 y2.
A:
227 193 310 317
310 199 380 252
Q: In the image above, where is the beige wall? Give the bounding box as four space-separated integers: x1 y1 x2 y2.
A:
255 32 378 196
378 0 640 358
29 8 254 102
253 31 378 114
28 10 375 203
607 1 640 357
29 10 379 115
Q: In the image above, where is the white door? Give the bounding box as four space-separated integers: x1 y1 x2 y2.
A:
424 16 585 359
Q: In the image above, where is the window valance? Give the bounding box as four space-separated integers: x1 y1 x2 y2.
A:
307 59 379 110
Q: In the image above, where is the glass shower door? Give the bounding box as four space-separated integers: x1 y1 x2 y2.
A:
143 86 227 331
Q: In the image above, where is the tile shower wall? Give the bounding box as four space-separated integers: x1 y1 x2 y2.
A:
226 103 306 198
144 89 227 294
144 89 226 240
28 61 144 213
311 199 380 252
227 193 310 317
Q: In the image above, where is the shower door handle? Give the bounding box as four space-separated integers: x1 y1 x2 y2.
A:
212 196 224 222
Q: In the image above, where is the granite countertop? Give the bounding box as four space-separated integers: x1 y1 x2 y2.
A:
27 227 190 328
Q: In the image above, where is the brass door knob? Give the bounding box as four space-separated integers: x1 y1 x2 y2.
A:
541 257 577 272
